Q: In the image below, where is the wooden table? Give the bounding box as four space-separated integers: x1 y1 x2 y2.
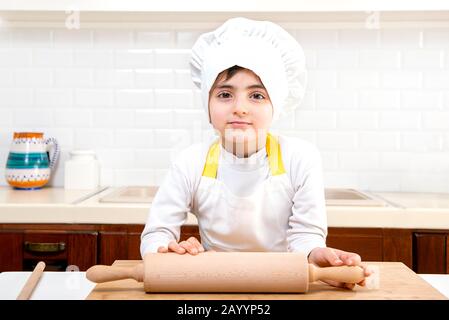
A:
86 260 447 300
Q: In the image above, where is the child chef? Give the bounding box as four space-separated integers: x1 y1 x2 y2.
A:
141 17 372 289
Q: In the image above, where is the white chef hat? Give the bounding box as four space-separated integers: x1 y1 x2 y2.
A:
190 17 307 123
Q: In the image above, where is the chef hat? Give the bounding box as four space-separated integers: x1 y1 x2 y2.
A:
190 17 307 123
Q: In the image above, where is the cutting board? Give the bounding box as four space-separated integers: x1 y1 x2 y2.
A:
86 260 447 300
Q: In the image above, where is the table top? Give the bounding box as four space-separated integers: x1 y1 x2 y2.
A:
86 260 447 300
1 264 448 300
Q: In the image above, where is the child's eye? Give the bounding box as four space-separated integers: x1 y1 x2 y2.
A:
217 92 232 99
251 93 265 100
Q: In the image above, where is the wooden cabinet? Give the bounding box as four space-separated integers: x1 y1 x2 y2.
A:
98 225 143 265
0 231 22 271
0 224 447 273
327 228 413 269
0 226 97 272
0 224 201 271
413 231 448 274
326 228 384 262
97 225 201 265
0 224 146 270
382 228 414 268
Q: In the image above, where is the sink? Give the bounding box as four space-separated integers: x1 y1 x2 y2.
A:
99 186 159 203
100 186 387 206
325 188 386 206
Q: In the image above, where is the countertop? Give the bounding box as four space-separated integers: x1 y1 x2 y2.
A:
1 263 447 300
86 260 446 300
0 186 162 224
0 187 106 205
1 187 449 228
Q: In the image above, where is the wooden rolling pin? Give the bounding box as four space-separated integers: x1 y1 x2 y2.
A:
86 252 366 293
17 261 46 300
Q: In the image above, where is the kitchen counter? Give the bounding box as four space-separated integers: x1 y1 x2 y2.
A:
1 267 448 300
0 186 178 225
85 260 446 300
0 187 449 229
376 192 449 209
0 186 106 206
327 191 449 229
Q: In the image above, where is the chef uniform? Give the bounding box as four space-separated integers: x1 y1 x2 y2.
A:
140 17 327 257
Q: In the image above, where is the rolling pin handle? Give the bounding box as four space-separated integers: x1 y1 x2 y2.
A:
86 263 144 283
308 264 365 284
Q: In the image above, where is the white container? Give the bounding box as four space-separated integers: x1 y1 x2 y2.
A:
64 150 100 190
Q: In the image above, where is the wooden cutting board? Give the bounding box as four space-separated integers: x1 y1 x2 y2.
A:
86 260 446 300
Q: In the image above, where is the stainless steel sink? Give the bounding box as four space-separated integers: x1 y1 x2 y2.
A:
99 186 387 206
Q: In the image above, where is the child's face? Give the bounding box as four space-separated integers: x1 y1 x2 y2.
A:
208 68 273 148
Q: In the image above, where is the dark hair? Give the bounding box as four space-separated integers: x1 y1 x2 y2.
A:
218 65 245 82
210 65 254 94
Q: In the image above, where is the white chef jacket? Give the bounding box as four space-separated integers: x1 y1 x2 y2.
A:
140 133 327 257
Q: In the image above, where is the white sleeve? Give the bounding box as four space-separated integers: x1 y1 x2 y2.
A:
140 163 192 257
287 146 328 257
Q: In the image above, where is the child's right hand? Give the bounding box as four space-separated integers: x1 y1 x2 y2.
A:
157 237 205 255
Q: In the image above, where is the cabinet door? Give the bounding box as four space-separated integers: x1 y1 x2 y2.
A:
99 226 146 264
326 228 383 262
0 231 23 271
23 230 97 271
413 232 446 274
383 229 413 269
67 232 98 271
23 230 68 271
99 231 128 265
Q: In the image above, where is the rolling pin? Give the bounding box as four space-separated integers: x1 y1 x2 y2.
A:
86 252 367 293
17 261 46 300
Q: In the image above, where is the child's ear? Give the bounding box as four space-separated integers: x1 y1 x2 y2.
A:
208 106 212 123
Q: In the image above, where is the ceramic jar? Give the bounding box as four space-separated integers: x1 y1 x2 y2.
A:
64 150 100 190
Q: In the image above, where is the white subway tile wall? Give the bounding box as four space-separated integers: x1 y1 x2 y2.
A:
0 24 448 192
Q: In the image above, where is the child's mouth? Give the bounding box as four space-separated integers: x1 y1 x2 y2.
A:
228 121 252 128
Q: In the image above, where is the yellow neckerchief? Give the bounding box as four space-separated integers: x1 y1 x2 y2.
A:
202 133 286 178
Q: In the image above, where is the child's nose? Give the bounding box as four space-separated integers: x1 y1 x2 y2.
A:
233 106 248 115
232 99 249 115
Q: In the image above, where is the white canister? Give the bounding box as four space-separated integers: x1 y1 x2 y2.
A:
64 150 100 189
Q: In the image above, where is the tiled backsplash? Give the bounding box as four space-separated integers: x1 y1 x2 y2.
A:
0 21 448 192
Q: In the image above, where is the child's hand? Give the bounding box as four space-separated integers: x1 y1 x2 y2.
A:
307 247 374 290
157 237 205 255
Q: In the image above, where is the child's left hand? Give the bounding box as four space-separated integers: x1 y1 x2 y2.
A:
307 247 373 290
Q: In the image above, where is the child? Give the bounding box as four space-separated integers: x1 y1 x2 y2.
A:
141 17 372 289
